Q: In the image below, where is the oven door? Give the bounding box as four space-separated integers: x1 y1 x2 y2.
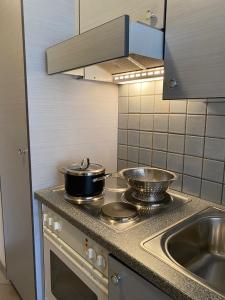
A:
44 229 108 300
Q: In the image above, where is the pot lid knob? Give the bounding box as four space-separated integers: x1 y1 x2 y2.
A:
80 157 90 170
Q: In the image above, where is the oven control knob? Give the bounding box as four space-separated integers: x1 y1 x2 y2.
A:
86 248 96 261
96 255 106 270
48 217 54 227
53 221 62 232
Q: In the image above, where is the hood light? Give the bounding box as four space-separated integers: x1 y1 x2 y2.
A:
113 67 164 84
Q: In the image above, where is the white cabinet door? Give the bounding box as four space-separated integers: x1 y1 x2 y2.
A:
80 0 165 33
0 186 5 267
163 0 225 99
0 1 36 299
109 256 172 300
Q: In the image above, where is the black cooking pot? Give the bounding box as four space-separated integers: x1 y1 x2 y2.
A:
60 158 110 197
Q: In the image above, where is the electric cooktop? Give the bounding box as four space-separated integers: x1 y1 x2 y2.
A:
52 183 190 232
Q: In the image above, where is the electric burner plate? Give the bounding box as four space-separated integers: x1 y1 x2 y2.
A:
123 190 173 209
64 193 104 205
101 202 138 223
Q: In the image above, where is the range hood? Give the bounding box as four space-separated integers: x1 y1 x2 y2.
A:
46 15 164 79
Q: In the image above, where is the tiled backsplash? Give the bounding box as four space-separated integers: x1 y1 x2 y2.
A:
117 80 225 205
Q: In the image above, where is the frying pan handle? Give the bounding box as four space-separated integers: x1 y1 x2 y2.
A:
93 173 112 183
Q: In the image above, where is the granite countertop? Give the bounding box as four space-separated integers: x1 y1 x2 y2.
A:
35 187 225 300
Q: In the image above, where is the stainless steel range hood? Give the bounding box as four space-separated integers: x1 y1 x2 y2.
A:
46 15 164 78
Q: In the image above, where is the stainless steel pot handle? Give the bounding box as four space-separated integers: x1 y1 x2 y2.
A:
59 167 67 174
92 173 112 183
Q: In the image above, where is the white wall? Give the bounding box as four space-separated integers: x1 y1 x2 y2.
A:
22 1 118 299
23 0 118 191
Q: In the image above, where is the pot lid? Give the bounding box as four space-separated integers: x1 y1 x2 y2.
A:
65 158 105 176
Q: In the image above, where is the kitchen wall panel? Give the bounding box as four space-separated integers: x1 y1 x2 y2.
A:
80 0 165 33
22 1 118 298
23 0 118 191
118 80 225 205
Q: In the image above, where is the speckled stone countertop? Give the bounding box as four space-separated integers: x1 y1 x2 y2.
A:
35 187 225 300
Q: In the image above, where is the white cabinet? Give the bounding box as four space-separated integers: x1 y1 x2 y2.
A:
109 256 172 300
0 188 5 267
80 0 165 33
0 1 36 299
163 0 225 99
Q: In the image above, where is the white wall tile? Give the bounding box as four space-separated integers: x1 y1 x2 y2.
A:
204 137 225 161
118 97 128 113
127 161 138 168
154 114 169 132
186 115 206 136
152 150 167 168
170 100 187 114
118 145 127 160
128 114 140 130
169 115 186 134
201 180 222 204
140 131 152 148
202 159 224 183
187 101 207 114
129 96 140 113
207 102 225 115
118 85 128 97
206 116 225 138
185 136 204 157
141 81 155 95
154 94 170 113
168 134 185 154
155 80 163 94
118 129 127 144
167 153 183 173
127 146 139 162
139 148 152 165
184 155 203 177
117 82 225 206
153 133 168 151
129 83 141 96
128 130 139 146
140 95 154 113
170 173 182 192
140 114 154 131
117 159 127 170
118 114 128 129
183 175 201 197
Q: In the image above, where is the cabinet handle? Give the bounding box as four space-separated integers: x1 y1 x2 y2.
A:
18 148 28 155
111 274 121 285
169 79 177 88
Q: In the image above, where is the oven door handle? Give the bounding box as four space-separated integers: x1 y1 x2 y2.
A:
44 229 108 293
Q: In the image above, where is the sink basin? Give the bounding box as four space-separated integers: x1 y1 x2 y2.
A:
142 207 225 296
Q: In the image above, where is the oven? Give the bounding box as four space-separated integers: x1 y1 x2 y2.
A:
43 213 108 300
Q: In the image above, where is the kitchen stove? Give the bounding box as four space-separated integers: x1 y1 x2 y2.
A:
53 185 190 232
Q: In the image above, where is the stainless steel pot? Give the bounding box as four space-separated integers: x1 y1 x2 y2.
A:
60 158 110 197
119 167 177 202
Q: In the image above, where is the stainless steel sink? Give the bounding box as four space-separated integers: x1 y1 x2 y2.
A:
142 207 225 296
